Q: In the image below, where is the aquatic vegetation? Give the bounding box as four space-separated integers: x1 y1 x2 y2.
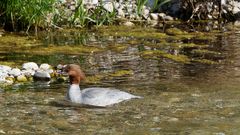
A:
165 28 186 36
97 26 168 39
191 49 221 56
142 50 191 63
108 44 129 52
192 59 219 64
110 70 134 77
23 45 101 55
0 35 40 48
84 74 104 84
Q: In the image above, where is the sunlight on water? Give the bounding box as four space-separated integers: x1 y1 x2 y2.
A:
0 28 240 134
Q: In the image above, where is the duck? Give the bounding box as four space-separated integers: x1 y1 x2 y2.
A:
65 64 142 107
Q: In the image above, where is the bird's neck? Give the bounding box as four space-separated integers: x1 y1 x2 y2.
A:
67 84 83 103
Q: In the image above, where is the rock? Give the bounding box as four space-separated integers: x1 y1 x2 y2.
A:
142 7 150 19
231 1 240 14
0 29 4 37
5 77 15 84
158 13 166 20
9 68 21 77
21 69 35 77
22 62 39 71
0 72 9 78
113 2 120 9
234 20 240 27
17 75 28 82
150 127 161 132
33 71 51 81
150 13 159 20
168 117 179 122
122 21 134 27
40 63 51 71
0 65 11 72
117 8 125 18
153 116 160 122
149 20 158 27
164 15 174 21
103 2 114 12
165 28 185 35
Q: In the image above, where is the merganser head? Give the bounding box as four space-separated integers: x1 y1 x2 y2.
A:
65 64 85 84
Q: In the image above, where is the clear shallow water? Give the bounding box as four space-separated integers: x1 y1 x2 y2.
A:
0 27 240 134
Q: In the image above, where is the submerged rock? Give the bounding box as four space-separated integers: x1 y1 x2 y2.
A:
33 71 51 81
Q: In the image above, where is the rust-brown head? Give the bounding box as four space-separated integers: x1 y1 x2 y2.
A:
65 64 85 84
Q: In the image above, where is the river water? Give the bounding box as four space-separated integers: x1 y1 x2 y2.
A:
0 26 240 134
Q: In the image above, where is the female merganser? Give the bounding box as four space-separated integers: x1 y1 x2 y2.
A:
65 64 142 107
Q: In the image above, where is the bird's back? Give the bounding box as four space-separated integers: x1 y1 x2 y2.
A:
81 87 141 107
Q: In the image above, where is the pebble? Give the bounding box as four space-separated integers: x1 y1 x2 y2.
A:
122 21 134 27
150 13 159 20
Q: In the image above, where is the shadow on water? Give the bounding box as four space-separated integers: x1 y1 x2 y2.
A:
1 26 240 134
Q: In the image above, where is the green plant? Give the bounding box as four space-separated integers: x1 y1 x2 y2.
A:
72 0 88 27
136 0 148 15
1 0 55 34
89 4 116 26
152 0 171 11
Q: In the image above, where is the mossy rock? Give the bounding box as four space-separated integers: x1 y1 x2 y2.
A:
84 75 104 84
17 75 28 82
110 70 134 77
142 50 191 64
97 26 168 39
108 44 128 52
165 28 186 36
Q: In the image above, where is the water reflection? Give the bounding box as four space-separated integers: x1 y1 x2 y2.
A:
0 29 240 134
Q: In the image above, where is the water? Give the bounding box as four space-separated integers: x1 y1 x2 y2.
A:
0 26 240 134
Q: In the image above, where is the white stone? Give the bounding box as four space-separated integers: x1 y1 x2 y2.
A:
40 63 51 71
9 68 21 77
150 13 159 20
158 13 166 20
164 15 174 21
0 65 11 72
0 72 8 78
142 8 150 19
123 21 135 27
114 2 120 9
117 8 125 18
103 2 114 12
22 62 39 71
21 69 35 77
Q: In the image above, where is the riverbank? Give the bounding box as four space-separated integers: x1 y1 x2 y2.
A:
1 0 240 33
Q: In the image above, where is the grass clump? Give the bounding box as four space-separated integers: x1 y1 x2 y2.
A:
0 0 55 33
142 50 191 64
